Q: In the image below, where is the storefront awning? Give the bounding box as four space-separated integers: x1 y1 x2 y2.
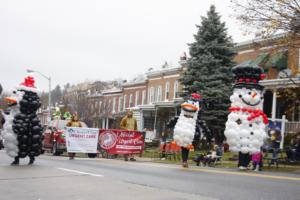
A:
235 51 288 72
253 53 269 66
154 101 179 108
265 50 288 71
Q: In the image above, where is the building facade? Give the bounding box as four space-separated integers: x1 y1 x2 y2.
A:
234 33 300 133
84 57 187 138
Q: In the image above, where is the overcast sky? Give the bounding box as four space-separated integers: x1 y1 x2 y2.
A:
0 0 254 93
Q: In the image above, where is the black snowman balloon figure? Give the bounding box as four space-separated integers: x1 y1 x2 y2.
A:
7 76 43 165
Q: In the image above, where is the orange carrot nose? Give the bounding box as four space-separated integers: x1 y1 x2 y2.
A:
252 92 257 98
4 97 17 104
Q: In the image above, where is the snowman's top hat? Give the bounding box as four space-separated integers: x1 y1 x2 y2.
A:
232 64 266 90
17 76 38 93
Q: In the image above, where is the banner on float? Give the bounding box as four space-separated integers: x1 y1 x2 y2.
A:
99 129 144 154
65 127 99 153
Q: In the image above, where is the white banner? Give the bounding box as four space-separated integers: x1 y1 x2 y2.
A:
65 127 99 153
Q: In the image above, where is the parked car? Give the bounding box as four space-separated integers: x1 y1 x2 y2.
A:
42 119 87 156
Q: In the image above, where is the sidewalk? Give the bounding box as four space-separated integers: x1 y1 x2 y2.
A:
135 156 300 174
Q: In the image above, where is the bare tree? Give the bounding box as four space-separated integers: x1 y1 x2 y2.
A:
231 0 300 44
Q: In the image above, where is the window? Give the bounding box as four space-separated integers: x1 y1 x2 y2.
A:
99 101 102 113
118 97 122 112
108 99 112 112
142 90 146 105
156 86 162 102
165 81 170 101
123 95 127 111
298 48 300 70
129 94 133 107
148 88 151 104
174 80 179 98
150 87 155 103
135 91 139 106
112 97 116 113
103 101 106 112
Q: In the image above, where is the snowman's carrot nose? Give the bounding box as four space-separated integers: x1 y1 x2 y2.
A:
252 92 257 98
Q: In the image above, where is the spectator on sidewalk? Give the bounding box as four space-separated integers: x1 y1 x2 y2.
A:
252 150 263 171
203 145 223 166
120 110 137 161
286 134 300 162
270 128 281 164
66 113 82 160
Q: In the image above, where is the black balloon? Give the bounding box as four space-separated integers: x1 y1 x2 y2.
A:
12 90 43 161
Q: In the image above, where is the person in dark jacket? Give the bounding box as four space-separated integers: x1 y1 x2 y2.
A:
270 128 281 164
286 134 300 162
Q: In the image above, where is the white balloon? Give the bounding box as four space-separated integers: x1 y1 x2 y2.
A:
241 147 249 154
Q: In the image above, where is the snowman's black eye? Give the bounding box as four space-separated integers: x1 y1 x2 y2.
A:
239 95 242 98
248 92 251 95
13 91 16 94
261 97 264 100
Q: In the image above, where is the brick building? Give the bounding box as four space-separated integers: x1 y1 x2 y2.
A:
89 87 123 129
121 75 147 130
140 61 185 138
85 56 187 139
234 33 300 133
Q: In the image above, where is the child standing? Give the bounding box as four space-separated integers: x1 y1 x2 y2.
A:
252 151 263 171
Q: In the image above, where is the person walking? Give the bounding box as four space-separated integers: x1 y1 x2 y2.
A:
173 93 201 168
120 110 137 161
66 113 82 160
238 152 251 170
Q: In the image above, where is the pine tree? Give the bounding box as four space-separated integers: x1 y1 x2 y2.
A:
180 5 236 143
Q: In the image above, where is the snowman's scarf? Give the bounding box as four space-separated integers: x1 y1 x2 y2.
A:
229 107 269 124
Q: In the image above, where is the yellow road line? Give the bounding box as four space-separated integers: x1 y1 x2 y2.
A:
186 168 300 181
126 162 300 182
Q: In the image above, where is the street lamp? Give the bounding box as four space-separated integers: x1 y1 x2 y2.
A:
26 69 51 122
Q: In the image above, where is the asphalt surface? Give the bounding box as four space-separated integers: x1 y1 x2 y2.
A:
0 150 300 200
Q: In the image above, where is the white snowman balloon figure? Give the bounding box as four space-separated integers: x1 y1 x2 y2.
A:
173 93 200 148
173 93 201 168
225 64 268 155
2 91 24 158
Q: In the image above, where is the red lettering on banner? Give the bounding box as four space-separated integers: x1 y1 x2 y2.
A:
99 129 144 155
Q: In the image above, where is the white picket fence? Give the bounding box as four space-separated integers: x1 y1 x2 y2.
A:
285 121 300 134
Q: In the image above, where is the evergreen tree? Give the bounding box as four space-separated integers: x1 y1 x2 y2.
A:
180 5 236 143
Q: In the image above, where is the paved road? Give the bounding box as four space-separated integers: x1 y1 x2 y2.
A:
0 151 300 200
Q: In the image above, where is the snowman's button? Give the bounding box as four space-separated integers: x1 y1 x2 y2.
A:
249 124 253 127
239 95 242 98
236 119 242 125
250 132 254 135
